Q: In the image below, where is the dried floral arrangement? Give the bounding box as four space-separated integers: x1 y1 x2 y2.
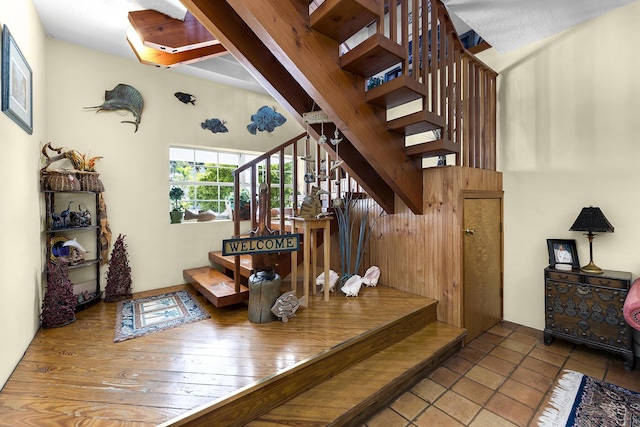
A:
103 234 133 302
40 261 76 328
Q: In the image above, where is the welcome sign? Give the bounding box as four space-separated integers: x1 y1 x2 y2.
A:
222 234 300 256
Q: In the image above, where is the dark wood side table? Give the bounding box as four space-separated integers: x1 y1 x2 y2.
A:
544 266 634 370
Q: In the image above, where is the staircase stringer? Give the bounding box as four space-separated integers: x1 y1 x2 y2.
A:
185 0 424 215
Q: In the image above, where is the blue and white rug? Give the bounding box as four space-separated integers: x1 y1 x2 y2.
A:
114 290 210 342
538 370 640 426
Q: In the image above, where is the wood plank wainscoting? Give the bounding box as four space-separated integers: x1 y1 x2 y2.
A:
343 166 503 336
0 283 464 426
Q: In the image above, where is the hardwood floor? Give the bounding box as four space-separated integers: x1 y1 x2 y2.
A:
0 283 442 426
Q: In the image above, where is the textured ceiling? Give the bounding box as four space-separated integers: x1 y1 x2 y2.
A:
442 0 636 53
33 0 637 92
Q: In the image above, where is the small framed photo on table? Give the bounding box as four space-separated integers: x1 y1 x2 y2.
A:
547 239 580 270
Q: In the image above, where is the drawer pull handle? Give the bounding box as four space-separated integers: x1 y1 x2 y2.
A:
559 274 568 279
465 228 476 235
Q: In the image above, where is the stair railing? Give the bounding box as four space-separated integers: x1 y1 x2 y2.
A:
229 130 366 291
373 0 497 169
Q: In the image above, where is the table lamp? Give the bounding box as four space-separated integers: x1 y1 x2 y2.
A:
569 206 614 274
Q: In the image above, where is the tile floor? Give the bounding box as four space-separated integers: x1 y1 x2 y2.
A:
364 321 640 427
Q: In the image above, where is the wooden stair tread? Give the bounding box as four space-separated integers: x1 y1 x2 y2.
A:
247 321 466 426
183 266 248 307
310 0 379 43
366 74 427 109
406 138 460 157
388 110 446 136
209 251 253 276
341 33 405 78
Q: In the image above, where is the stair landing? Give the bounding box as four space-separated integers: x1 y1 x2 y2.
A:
183 266 248 307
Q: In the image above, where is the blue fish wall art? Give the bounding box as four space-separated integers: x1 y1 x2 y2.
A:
247 105 286 135
201 118 229 134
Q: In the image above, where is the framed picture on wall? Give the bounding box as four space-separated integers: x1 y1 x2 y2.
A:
547 239 580 270
1 25 33 135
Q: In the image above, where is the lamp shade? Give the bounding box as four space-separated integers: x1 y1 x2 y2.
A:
569 206 614 233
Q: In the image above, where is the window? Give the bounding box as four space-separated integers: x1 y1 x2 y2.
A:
169 146 295 217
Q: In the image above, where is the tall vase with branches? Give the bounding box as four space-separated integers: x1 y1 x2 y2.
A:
334 193 381 285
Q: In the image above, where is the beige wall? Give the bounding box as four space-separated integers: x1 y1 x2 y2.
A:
0 2 47 386
478 0 640 335
44 39 304 298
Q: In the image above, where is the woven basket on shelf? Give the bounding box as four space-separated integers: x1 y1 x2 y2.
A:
41 170 81 191
77 171 104 192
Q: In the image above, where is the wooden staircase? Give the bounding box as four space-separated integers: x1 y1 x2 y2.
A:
183 0 497 217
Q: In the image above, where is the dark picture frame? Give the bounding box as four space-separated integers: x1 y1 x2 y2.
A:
546 239 580 269
1 25 33 135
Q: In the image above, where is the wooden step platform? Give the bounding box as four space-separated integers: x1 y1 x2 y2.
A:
1 284 464 427
340 33 405 78
183 266 248 307
248 321 465 426
388 110 446 136
366 74 427 109
310 0 379 43
406 138 461 158
159 293 465 426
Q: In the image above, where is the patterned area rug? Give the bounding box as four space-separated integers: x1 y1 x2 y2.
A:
114 290 210 342
538 370 640 426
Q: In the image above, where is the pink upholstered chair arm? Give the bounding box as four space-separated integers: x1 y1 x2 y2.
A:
624 278 640 331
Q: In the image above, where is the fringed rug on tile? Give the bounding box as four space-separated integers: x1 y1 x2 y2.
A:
538 370 640 427
114 290 210 342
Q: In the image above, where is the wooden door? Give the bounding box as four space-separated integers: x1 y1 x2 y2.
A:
463 197 503 342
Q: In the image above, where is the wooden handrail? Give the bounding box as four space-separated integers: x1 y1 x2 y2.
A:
230 132 304 292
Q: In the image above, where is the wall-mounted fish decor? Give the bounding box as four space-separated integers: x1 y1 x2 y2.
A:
85 84 143 132
247 105 286 135
201 118 228 134
174 92 196 105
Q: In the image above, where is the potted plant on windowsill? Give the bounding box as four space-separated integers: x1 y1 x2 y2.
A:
169 187 185 224
225 188 252 221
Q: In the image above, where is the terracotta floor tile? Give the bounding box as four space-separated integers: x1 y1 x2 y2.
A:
485 392 535 427
489 345 525 365
536 339 574 356
390 391 428 421
465 365 506 390
458 346 487 364
478 354 516 377
498 338 534 355
442 355 474 375
364 322 639 427
366 407 410 427
498 378 545 409
413 406 464 427
520 355 561 379
508 331 541 346
410 377 446 403
467 337 497 353
469 409 518 427
509 366 554 393
428 366 461 388
569 346 610 369
478 331 506 345
604 359 640 392
452 377 494 406
488 324 513 337
433 391 481 425
528 347 567 367
499 321 520 331
515 325 543 339
563 359 606 380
